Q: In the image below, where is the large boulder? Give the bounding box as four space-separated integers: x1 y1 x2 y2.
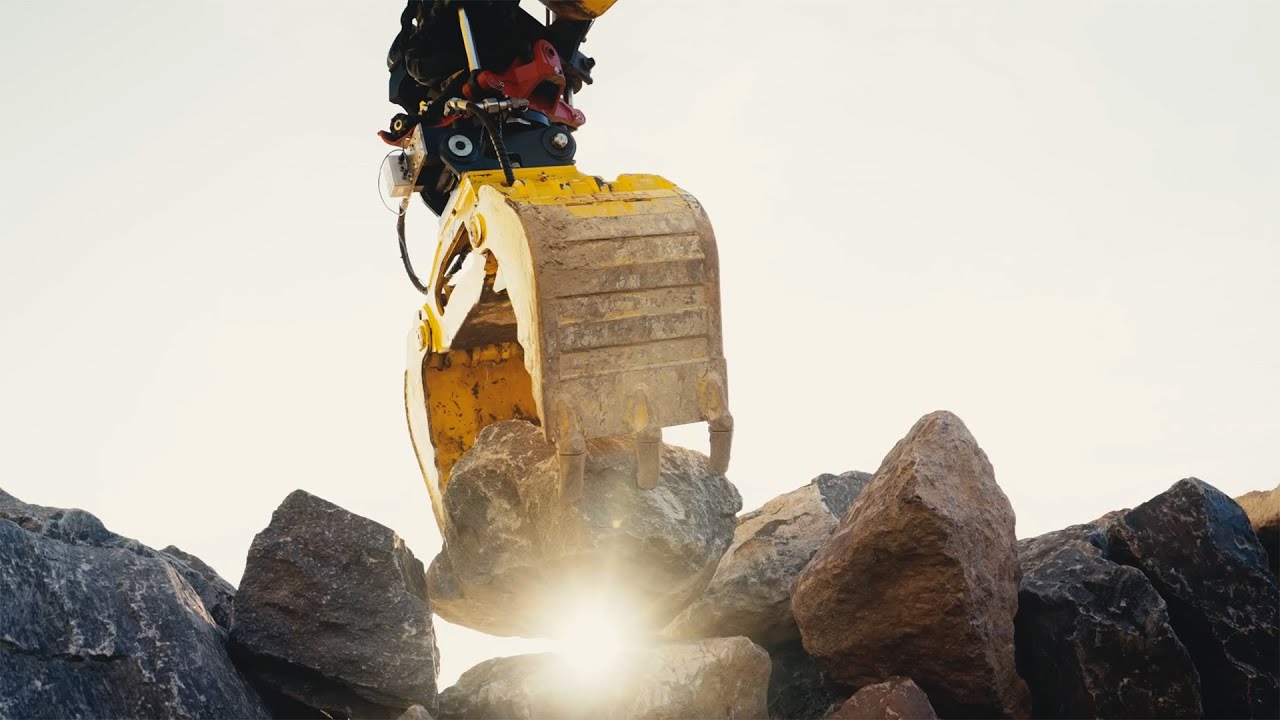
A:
791 411 1030 718
1234 484 1279 574
766 640 847 720
428 420 742 638
665 471 871 647
0 488 269 719
1107 478 1279 719
436 636 770 720
1015 523 1202 718
230 490 439 718
826 677 938 720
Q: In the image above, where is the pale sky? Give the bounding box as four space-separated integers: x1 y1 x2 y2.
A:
2 0 1277 687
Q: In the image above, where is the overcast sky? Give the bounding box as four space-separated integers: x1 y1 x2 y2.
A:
2 0 1276 686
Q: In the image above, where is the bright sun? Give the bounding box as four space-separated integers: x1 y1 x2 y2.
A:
549 594 642 685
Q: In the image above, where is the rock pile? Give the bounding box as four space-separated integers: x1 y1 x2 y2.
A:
3 409 1278 720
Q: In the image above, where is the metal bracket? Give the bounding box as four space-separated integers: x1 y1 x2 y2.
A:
383 124 428 198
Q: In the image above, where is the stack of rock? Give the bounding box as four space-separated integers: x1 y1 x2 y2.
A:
652 411 1279 720
423 420 768 720
662 411 1025 719
2 410 1276 720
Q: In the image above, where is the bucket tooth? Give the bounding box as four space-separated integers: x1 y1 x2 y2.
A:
708 413 734 476
698 372 733 475
629 387 662 489
635 426 662 490
558 447 586 503
555 401 587 503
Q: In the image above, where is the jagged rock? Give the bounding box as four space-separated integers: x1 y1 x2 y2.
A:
1015 523 1202 718
665 471 871 647
230 490 439 719
436 636 770 720
0 488 269 719
1235 485 1279 574
792 411 1030 719
826 677 937 720
161 544 237 631
767 640 847 720
428 420 742 638
1108 478 1279 719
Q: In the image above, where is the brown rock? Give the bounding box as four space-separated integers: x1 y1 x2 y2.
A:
791 411 1030 719
827 677 937 720
1235 484 1279 574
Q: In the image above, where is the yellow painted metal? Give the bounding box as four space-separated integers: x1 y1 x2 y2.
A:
405 165 731 526
538 0 620 21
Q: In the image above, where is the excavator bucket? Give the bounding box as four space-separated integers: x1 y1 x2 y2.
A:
405 167 731 527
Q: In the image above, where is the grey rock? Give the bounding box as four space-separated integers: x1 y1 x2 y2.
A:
792 411 1030 718
428 420 742 638
767 640 847 720
230 490 439 719
665 471 870 647
436 636 771 720
0 488 269 720
826 677 937 720
1108 478 1279 719
1015 523 1202 718
160 544 237 631
1235 484 1279 574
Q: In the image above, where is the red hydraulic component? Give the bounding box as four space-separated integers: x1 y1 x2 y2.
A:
468 39 585 128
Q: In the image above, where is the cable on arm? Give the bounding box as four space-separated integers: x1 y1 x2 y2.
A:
445 98 524 186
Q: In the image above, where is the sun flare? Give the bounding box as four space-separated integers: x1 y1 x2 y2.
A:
549 595 644 686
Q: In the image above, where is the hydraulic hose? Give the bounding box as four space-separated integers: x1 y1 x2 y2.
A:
397 96 517 294
450 99 516 186
398 197 430 295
